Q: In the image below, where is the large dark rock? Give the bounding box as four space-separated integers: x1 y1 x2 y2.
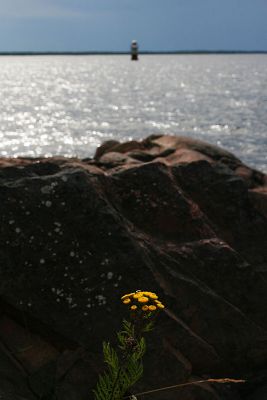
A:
0 135 267 399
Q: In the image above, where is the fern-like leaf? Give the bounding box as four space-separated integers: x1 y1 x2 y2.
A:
103 342 119 376
142 321 154 332
132 337 146 361
94 321 148 400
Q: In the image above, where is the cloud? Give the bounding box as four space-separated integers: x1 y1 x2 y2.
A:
0 0 86 18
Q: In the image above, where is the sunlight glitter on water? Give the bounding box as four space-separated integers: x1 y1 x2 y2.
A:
0 55 266 172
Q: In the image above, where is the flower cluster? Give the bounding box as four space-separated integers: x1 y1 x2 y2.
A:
121 290 165 313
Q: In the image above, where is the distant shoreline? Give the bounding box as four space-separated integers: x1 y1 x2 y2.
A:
0 51 267 56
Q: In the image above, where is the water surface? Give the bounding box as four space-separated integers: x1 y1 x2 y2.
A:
0 55 266 171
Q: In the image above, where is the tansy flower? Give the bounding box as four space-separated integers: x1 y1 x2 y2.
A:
148 293 158 299
121 293 134 300
142 305 149 311
138 296 149 303
121 290 165 313
133 292 143 299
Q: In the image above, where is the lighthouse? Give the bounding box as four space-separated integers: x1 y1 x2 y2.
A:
131 40 139 60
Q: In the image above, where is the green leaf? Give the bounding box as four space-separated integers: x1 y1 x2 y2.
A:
103 342 119 374
142 321 154 332
94 320 148 400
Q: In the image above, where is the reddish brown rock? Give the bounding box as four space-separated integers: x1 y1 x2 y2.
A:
0 135 266 399
248 187 267 218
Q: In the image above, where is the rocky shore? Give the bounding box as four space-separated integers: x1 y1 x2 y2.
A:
0 134 267 400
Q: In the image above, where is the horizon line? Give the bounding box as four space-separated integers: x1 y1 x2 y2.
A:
0 50 267 56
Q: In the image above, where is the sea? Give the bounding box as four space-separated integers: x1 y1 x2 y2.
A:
0 54 266 172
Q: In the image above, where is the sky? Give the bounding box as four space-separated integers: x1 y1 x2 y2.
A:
0 0 266 52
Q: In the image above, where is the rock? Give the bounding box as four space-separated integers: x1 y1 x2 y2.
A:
0 345 35 399
173 161 267 265
248 187 267 218
94 139 143 160
246 385 267 400
97 151 140 169
94 140 120 160
0 135 266 399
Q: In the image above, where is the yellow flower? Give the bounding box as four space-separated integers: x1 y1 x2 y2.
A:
133 292 144 299
121 290 164 313
121 293 134 300
138 296 149 303
148 293 158 300
142 305 149 311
